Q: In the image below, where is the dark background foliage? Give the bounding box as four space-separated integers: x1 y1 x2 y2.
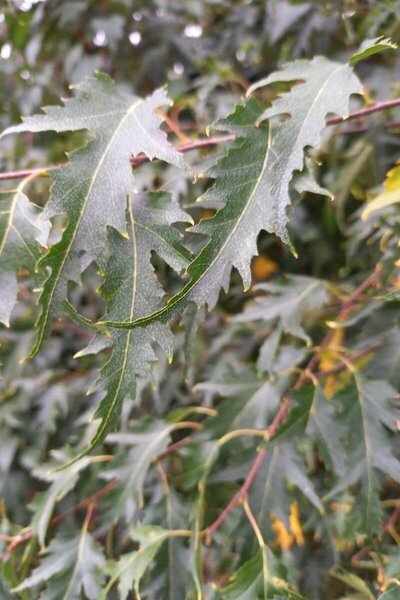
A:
0 1 400 598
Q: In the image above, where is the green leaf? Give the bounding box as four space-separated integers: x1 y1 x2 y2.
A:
350 36 397 64
329 377 400 535
216 550 266 599
379 587 400 600
250 443 323 533
0 73 186 357
29 455 91 547
12 531 105 599
234 275 327 344
103 54 360 331
216 548 302 600
100 420 175 513
66 191 191 463
100 524 169 600
0 180 49 326
303 385 346 476
195 370 287 437
247 56 363 243
102 98 268 326
330 565 375 599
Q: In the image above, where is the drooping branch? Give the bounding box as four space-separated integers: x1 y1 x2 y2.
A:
1 97 399 182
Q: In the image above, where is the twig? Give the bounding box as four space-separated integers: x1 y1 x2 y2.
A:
0 135 235 181
1 97 399 182
206 267 384 538
313 341 383 379
326 98 400 126
351 503 400 565
157 435 192 460
206 399 289 539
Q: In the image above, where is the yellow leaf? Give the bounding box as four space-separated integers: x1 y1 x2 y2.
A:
319 329 347 398
271 503 304 550
271 514 293 550
289 503 304 546
362 164 400 220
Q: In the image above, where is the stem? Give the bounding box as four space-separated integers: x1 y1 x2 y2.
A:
326 98 400 125
1 97 399 182
206 399 289 539
0 135 235 181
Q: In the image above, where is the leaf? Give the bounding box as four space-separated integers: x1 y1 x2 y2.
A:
67 191 191 462
0 180 49 326
302 385 346 475
103 56 353 331
350 36 397 64
250 443 323 534
362 165 400 220
29 455 91 547
379 587 400 600
195 370 287 437
266 392 314 448
328 377 400 535
216 548 305 600
100 420 175 515
100 524 169 600
234 275 327 344
216 550 266 599
330 566 375 599
101 57 360 333
0 73 186 356
103 98 268 325
247 56 363 243
12 530 105 599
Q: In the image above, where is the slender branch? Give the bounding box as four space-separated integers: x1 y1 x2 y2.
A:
206 266 384 538
351 503 400 564
0 135 235 181
326 98 400 125
1 96 399 182
313 341 383 379
206 399 289 539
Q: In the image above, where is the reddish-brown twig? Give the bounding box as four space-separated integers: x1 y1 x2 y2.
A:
206 399 289 539
351 503 400 565
1 97 399 182
0 135 235 181
326 98 400 126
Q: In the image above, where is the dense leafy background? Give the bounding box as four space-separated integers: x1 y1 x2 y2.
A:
0 1 400 598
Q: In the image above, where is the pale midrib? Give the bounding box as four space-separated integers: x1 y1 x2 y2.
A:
257 446 278 526
132 428 171 492
0 183 26 257
34 98 143 352
355 375 375 531
278 65 345 194
96 201 138 442
104 126 272 328
61 533 87 600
